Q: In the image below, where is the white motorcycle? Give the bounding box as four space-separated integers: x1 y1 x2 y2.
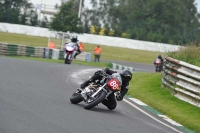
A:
64 42 77 64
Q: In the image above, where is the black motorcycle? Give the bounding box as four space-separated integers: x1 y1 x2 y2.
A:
70 72 122 110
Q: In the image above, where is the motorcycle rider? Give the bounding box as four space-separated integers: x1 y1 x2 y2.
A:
64 34 81 59
154 55 164 71
78 68 132 110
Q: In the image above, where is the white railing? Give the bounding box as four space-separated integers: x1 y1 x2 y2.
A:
162 56 200 107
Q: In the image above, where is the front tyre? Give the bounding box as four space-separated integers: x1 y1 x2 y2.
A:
84 91 107 110
65 54 69 64
155 65 159 72
70 92 83 104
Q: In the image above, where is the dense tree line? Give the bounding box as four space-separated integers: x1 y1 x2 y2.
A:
49 0 83 33
1 0 200 45
80 0 200 45
0 0 48 27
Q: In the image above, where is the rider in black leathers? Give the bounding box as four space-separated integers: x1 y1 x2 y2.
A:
153 55 164 71
79 68 132 110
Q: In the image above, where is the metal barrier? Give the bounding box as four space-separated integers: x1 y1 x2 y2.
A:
162 56 200 107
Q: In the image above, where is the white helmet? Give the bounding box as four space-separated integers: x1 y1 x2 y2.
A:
70 34 78 42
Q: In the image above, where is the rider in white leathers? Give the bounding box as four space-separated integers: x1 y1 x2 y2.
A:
64 35 81 59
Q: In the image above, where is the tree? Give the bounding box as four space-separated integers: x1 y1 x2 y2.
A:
50 0 83 33
40 16 49 28
20 1 33 25
0 0 49 27
82 0 200 44
105 0 200 44
0 0 32 24
29 10 38 26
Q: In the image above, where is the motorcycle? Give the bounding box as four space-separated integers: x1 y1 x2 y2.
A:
154 58 162 72
64 42 77 64
70 72 122 110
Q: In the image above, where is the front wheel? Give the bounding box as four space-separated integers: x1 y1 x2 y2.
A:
65 54 69 64
155 65 159 72
70 92 83 104
84 91 107 110
65 54 72 64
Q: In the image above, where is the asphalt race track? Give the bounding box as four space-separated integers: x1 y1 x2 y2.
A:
0 57 186 133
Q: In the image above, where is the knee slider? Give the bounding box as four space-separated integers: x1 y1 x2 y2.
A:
108 105 116 110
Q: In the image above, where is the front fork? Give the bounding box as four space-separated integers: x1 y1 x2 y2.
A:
65 51 74 59
81 83 112 101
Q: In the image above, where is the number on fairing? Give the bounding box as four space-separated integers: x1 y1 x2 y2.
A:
109 81 118 90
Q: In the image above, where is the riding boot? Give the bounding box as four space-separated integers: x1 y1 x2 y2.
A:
74 53 78 59
80 80 91 89
102 99 109 107
101 93 117 110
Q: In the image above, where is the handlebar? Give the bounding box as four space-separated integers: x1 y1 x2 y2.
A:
100 71 109 77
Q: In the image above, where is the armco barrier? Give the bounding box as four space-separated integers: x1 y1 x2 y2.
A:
109 62 135 72
162 56 200 107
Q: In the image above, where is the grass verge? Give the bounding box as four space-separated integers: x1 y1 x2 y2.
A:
167 45 200 67
128 72 200 133
0 32 164 64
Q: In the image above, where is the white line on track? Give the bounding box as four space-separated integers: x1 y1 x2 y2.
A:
123 99 183 133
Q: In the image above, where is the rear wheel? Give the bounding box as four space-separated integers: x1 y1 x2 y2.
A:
70 92 83 104
84 91 107 110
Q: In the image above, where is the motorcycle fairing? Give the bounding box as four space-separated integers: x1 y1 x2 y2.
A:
65 44 75 51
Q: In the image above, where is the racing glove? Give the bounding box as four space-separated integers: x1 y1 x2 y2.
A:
94 70 103 75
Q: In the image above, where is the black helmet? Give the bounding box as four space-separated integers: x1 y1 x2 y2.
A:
120 70 132 83
71 35 78 42
158 55 162 58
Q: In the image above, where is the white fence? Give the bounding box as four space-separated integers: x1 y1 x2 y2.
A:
162 56 200 107
0 22 181 52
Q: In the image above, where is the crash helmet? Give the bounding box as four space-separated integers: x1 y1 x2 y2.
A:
71 34 78 43
120 70 132 83
158 55 162 59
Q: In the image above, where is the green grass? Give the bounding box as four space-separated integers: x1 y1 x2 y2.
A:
0 32 164 64
128 72 200 133
10 56 111 68
167 45 200 67
1 32 199 132
0 32 49 47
